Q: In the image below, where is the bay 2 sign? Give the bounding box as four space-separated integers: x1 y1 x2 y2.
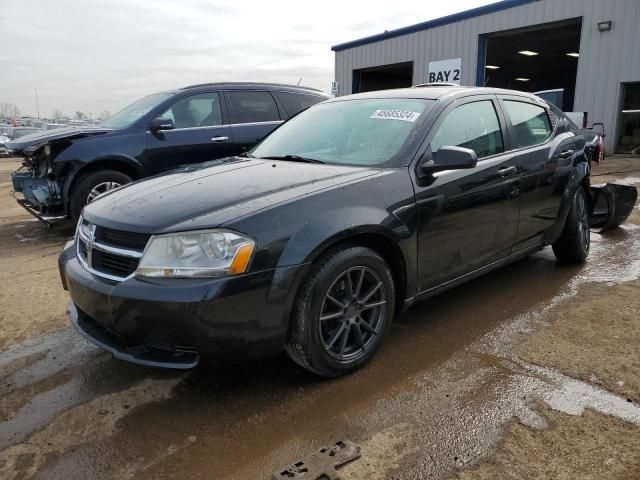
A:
428 58 462 84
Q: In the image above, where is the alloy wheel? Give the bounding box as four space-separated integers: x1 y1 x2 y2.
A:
576 191 590 249
318 266 387 361
87 181 122 203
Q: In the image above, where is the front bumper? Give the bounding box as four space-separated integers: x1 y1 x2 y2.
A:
61 244 305 368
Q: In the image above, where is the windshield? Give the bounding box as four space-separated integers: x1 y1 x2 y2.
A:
100 92 173 129
250 98 434 166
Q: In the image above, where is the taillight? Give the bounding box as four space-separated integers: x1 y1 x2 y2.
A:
595 136 603 165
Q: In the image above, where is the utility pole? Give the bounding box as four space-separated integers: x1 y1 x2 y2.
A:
35 88 40 119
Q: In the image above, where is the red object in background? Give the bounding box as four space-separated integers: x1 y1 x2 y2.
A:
595 135 604 165
11 116 17 127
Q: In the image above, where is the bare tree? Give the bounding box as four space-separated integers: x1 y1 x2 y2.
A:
97 110 111 121
0 103 20 120
52 109 64 122
75 111 85 120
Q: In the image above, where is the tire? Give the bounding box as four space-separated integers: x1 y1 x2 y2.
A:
285 245 395 378
552 187 590 264
69 170 132 222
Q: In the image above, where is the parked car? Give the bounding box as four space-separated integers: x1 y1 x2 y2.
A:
8 82 329 222
0 127 42 156
59 85 607 377
30 120 48 129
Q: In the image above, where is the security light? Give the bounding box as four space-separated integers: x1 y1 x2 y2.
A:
518 50 539 56
515 77 530 82
485 65 500 70
597 21 612 32
566 52 580 58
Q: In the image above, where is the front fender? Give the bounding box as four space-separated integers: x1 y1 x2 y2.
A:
60 154 144 214
544 162 590 244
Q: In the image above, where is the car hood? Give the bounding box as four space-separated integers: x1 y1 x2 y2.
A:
6 126 112 153
83 158 383 233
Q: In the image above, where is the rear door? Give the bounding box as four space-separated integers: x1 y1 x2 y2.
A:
413 96 521 291
224 90 283 154
498 96 576 251
144 91 232 173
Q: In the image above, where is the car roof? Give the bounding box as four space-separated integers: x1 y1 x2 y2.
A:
177 82 329 96
326 86 547 105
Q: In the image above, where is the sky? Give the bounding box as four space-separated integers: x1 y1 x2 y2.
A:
0 0 494 119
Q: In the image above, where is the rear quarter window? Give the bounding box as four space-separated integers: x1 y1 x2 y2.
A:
276 91 327 117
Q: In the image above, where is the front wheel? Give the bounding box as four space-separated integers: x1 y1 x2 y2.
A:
286 246 395 378
69 170 132 222
552 187 590 264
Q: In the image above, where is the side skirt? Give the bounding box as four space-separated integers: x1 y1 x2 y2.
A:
403 242 546 309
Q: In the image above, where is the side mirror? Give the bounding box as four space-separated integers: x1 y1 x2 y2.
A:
418 146 478 176
148 117 175 131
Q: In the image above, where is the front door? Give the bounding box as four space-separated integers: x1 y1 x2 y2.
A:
413 96 520 292
144 91 233 174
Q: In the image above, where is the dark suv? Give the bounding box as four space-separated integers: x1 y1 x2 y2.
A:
9 83 329 222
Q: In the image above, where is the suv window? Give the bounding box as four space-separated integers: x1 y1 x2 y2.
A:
276 91 325 117
503 100 553 148
430 100 504 159
227 91 280 124
160 92 223 129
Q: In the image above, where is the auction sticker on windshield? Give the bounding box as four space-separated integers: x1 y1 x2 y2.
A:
370 110 421 122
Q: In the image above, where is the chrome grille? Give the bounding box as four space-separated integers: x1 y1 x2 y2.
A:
76 217 149 281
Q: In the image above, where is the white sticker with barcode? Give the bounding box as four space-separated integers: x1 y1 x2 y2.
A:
369 109 421 122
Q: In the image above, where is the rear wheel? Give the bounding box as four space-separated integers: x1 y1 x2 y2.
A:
552 187 590 264
285 246 395 378
70 170 132 222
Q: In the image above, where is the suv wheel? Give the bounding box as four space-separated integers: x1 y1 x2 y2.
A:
552 187 590 264
70 170 132 222
286 246 395 377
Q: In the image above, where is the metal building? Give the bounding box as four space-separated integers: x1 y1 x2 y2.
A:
331 0 640 153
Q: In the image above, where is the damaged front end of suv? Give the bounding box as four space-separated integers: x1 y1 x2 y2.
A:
9 127 112 224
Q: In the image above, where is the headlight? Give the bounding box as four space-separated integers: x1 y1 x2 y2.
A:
135 230 255 278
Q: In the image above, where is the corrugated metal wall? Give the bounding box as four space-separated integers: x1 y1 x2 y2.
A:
334 0 640 151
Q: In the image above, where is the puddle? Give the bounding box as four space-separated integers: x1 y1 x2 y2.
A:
524 363 640 425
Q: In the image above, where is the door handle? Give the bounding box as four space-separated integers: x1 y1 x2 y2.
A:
498 166 518 177
559 149 575 158
210 136 229 142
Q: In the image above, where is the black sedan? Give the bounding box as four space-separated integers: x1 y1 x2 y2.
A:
59 86 602 377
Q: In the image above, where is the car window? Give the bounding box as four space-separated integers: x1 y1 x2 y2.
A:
430 100 504 159
13 128 38 138
276 91 326 117
160 92 223 129
503 100 553 148
227 91 280 124
251 98 435 166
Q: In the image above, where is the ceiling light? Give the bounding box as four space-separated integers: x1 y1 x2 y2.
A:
518 50 539 56
515 77 530 82
485 65 500 70
566 52 580 58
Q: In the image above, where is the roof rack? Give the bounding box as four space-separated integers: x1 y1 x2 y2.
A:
180 82 324 93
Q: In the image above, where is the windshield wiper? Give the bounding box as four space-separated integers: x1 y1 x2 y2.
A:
259 154 326 164
238 151 255 158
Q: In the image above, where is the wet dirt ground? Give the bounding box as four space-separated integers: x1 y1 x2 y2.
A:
1 156 639 479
